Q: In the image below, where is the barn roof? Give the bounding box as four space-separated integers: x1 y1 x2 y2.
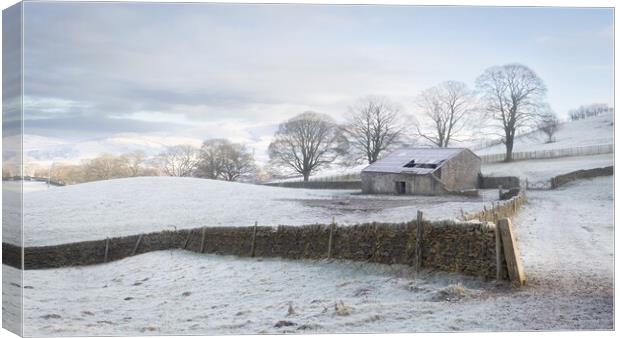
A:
361 148 475 175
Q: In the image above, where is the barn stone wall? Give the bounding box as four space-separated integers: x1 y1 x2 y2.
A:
439 150 481 190
3 219 506 280
361 172 444 195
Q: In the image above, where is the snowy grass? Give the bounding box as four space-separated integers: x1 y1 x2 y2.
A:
4 175 613 335
481 153 613 182
15 176 496 246
9 251 493 336
474 112 613 155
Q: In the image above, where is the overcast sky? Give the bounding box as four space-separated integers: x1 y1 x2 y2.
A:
20 2 614 163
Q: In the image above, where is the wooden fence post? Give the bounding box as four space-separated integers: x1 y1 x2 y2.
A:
200 227 207 253
513 199 517 214
494 220 504 281
131 234 143 256
498 218 526 286
250 221 258 257
327 217 335 259
103 237 110 263
415 210 424 273
183 230 192 249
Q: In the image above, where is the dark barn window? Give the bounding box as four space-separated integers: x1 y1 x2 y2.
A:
395 181 406 194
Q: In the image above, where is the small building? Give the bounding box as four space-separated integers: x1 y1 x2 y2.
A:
361 148 481 195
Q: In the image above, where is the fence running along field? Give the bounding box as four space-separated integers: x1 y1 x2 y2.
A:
263 180 361 190
270 172 361 184
479 144 613 164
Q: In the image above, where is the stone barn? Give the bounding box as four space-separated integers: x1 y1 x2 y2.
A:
361 148 481 195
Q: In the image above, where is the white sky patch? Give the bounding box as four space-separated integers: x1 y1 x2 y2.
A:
23 96 93 117
110 111 200 125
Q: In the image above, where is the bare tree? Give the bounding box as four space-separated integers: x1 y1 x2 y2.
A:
220 142 255 181
82 154 129 181
344 96 404 164
196 139 255 181
120 150 147 177
538 111 560 143
195 139 227 179
415 81 476 148
476 63 548 162
157 145 199 177
268 111 344 182
49 164 85 185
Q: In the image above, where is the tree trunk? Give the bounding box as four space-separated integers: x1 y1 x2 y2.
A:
504 132 514 162
303 172 310 182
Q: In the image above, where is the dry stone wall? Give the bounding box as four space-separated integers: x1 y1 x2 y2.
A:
3 219 507 280
550 166 613 189
461 191 527 223
478 175 520 189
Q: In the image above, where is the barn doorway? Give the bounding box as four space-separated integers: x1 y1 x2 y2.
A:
395 181 406 194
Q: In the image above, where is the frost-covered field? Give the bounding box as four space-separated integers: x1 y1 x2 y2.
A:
481 153 613 182
474 112 614 155
14 177 496 246
5 175 613 335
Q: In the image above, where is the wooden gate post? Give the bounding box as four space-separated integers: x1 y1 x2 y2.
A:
415 210 424 272
498 218 526 286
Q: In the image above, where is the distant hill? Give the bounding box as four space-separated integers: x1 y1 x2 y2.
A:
474 112 614 156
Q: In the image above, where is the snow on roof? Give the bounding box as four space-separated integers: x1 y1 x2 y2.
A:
362 148 468 174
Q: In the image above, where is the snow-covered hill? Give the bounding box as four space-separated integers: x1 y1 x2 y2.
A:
474 113 614 156
13 176 496 246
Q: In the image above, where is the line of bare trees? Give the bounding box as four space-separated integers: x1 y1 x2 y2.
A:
32 151 158 185
149 140 257 181
568 103 613 121
268 63 562 179
30 138 259 185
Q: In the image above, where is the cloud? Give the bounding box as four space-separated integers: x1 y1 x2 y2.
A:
16 3 614 164
22 116 188 139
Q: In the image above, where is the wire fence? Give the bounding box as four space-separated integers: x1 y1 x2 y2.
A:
479 144 614 164
277 172 362 184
